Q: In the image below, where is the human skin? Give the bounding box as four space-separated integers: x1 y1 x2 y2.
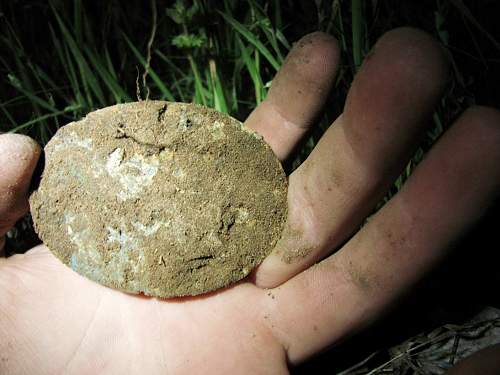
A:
445 344 500 375
1 28 500 374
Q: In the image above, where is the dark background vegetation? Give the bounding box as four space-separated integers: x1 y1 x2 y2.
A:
1 0 499 373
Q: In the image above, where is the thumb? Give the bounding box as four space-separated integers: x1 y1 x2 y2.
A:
0 134 42 254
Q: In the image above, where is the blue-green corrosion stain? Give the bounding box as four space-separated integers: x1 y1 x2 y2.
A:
69 227 151 295
70 253 105 285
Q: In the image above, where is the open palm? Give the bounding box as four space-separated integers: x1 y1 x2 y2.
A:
2 29 500 375
2 246 291 373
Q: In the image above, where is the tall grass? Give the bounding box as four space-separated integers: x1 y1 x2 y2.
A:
0 0 289 143
0 0 493 185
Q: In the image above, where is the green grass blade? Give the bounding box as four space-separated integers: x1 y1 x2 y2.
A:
104 47 118 81
29 63 59 92
0 102 17 129
49 24 82 103
83 46 132 103
351 0 363 70
188 54 207 105
210 61 228 113
73 0 83 45
154 51 190 102
8 75 60 114
218 10 280 71
51 4 106 106
275 29 291 50
155 51 187 78
122 33 175 101
236 36 264 104
7 104 81 133
272 0 282 29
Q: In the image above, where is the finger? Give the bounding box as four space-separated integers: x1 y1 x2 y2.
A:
254 27 449 288
0 134 41 253
244 31 340 161
270 106 500 363
445 343 500 374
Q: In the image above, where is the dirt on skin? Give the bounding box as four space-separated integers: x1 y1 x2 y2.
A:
29 101 287 297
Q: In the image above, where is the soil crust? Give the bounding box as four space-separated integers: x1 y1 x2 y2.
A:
29 101 287 297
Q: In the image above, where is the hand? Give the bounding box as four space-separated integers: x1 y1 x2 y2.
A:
1 28 500 374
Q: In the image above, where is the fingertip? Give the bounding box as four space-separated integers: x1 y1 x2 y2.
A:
0 134 42 219
460 105 500 132
267 31 340 125
448 105 500 172
0 132 41 149
0 133 42 171
253 254 293 289
245 31 340 161
253 259 277 289
299 31 339 50
344 27 450 141
375 27 450 86
285 31 340 85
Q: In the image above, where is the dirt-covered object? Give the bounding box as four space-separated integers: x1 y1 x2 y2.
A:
29 101 287 297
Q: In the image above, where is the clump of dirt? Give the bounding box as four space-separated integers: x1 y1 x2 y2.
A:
29 101 287 297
